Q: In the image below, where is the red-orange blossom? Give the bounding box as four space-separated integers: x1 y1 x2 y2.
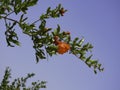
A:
54 36 70 54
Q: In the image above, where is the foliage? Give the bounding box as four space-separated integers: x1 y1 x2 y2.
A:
0 0 104 90
0 0 103 87
0 0 103 75
0 67 46 90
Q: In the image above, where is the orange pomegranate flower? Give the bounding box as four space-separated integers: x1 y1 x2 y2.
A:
57 41 70 54
54 36 70 54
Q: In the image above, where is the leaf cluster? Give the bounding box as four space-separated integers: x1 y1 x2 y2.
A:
70 37 104 73
0 0 38 46
0 67 46 90
0 0 38 14
0 0 104 74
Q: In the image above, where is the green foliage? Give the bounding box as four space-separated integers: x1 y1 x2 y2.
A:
0 0 103 75
0 67 46 90
0 1 104 90
5 21 20 47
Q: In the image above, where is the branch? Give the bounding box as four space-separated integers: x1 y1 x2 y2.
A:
0 15 20 24
32 19 41 24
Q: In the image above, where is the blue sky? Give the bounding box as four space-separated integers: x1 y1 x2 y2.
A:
0 0 120 90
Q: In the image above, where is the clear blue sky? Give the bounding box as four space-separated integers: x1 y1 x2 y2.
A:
0 0 120 90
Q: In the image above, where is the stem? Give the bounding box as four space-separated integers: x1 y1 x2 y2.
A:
32 19 40 24
6 11 14 17
1 15 19 24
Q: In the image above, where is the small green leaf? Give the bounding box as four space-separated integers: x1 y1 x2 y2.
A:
27 0 38 7
11 40 20 46
57 24 60 32
78 38 84 46
94 70 97 74
58 4 62 10
35 49 46 63
46 7 51 14
73 37 79 44
22 17 28 22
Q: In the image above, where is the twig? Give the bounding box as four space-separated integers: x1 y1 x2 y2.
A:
32 19 41 24
1 15 19 24
6 11 14 17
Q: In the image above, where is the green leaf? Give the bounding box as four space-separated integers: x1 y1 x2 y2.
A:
27 0 38 7
11 39 20 46
57 24 60 32
39 20 46 29
58 4 62 10
46 45 57 56
73 37 79 44
20 14 28 22
15 0 22 5
35 49 46 63
78 38 84 46
86 55 93 62
22 17 28 22
53 24 60 36
47 7 51 14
